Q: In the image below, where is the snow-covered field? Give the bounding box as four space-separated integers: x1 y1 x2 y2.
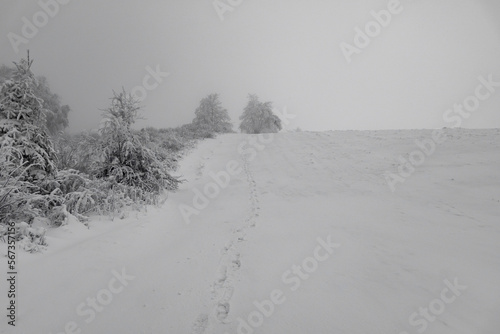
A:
2 129 500 334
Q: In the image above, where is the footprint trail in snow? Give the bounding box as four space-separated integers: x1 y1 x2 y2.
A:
191 153 260 333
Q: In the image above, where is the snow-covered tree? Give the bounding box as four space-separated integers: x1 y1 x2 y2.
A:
0 53 57 180
239 94 282 134
0 64 70 135
94 89 180 192
192 93 233 133
0 54 62 241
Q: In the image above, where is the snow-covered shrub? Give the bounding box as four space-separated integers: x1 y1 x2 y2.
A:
0 175 64 228
0 164 33 226
41 169 129 221
48 204 72 226
13 222 47 253
141 127 185 153
159 129 185 152
63 189 96 218
0 142 57 229
0 221 47 253
137 128 183 172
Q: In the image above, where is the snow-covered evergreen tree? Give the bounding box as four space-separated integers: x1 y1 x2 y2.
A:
0 53 56 180
239 94 282 134
94 89 180 192
192 93 233 133
0 54 62 242
0 64 70 135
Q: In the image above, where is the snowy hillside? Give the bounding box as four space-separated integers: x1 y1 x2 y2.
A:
2 129 500 334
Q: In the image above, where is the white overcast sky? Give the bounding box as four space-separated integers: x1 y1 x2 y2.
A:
1 0 500 132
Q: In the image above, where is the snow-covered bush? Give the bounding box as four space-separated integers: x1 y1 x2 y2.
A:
0 162 34 226
0 169 63 228
41 169 151 222
0 221 47 253
141 127 185 153
137 128 181 172
0 158 50 253
158 129 185 152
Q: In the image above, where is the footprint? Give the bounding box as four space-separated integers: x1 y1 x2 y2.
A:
192 314 209 334
216 302 230 322
216 266 227 284
232 259 241 269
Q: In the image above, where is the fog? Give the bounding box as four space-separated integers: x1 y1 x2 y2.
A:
1 0 500 132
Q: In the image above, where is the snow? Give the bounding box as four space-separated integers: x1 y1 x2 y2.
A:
1 129 500 334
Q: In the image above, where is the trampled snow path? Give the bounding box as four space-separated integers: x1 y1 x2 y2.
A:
2 129 500 334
